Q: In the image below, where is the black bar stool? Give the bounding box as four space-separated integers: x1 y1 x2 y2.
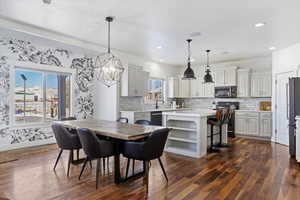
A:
216 109 233 148
207 109 228 152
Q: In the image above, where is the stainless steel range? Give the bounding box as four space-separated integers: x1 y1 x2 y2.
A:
216 101 239 138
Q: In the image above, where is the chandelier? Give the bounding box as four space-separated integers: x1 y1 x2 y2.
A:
94 16 124 87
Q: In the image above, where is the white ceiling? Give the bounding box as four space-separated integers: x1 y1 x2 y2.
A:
0 0 300 66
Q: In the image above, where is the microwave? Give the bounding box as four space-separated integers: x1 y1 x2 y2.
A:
215 86 237 98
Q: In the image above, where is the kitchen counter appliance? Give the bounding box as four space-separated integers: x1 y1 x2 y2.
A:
215 86 237 98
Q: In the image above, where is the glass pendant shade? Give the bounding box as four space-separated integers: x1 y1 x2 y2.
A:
182 39 196 80
203 50 214 83
94 16 124 87
204 69 214 83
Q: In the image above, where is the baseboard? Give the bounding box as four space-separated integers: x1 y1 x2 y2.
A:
236 134 271 142
0 138 56 152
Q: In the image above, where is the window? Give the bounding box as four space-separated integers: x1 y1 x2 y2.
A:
14 68 71 125
144 78 165 102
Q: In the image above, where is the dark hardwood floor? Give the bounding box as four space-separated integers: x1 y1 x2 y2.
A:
0 137 300 200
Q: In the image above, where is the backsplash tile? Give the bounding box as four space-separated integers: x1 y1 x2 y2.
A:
120 96 271 111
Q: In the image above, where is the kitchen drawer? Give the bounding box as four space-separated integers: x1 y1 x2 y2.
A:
247 112 259 118
235 111 259 118
260 113 272 119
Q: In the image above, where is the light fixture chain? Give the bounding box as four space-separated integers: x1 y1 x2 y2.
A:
108 20 111 54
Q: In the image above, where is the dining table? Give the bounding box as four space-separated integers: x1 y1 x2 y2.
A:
54 119 164 183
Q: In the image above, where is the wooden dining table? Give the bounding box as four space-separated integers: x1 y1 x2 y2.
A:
54 119 164 183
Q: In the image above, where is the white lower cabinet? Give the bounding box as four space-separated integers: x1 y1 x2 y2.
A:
235 111 272 138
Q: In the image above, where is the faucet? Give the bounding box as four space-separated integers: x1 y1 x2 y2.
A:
155 99 164 109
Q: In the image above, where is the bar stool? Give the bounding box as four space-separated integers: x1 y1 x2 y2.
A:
216 109 233 148
207 109 227 152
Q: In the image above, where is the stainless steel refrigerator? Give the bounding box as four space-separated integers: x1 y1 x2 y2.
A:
289 77 300 157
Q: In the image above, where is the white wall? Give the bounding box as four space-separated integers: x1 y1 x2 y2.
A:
272 43 300 74
271 43 300 143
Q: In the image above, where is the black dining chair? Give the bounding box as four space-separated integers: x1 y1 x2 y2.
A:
122 128 170 192
77 128 115 189
135 120 152 125
60 116 81 160
117 117 129 123
124 119 153 177
51 123 82 177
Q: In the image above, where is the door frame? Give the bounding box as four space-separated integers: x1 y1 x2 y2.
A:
274 71 296 144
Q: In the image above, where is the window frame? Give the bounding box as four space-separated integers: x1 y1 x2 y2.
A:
144 77 167 104
10 61 76 128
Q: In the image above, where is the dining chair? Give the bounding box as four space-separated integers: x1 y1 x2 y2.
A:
77 128 115 189
135 120 152 125
117 117 129 123
51 123 82 177
121 128 170 192
124 119 153 177
60 116 81 160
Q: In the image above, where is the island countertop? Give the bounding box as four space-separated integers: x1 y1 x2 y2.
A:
162 109 216 117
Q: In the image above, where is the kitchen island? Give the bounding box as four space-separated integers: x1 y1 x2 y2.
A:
163 109 227 158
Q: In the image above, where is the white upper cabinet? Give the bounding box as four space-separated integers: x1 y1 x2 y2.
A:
237 69 250 97
178 77 191 97
167 77 179 98
213 67 237 87
190 72 214 98
121 67 149 96
251 73 272 97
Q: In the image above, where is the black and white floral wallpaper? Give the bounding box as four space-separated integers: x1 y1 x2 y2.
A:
0 35 95 148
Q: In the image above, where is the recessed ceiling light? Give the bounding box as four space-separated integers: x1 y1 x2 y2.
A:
156 46 162 49
222 51 230 55
269 46 276 50
255 22 266 28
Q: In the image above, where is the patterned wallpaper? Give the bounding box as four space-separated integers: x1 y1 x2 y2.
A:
0 36 95 148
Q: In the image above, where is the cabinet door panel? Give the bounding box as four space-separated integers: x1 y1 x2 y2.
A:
235 118 246 134
237 70 250 97
247 118 259 135
260 118 272 137
168 78 179 98
214 70 225 87
179 79 190 97
225 68 237 86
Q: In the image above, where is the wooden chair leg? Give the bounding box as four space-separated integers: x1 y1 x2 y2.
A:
158 158 168 182
96 158 101 189
67 150 73 177
53 149 63 170
125 158 130 179
143 161 149 193
79 158 88 180
132 159 135 175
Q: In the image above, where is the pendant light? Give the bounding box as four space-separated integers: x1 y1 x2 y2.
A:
203 50 214 83
182 39 196 80
94 16 124 87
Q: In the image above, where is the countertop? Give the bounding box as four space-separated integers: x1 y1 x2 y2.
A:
120 108 191 113
236 110 272 113
162 109 215 117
